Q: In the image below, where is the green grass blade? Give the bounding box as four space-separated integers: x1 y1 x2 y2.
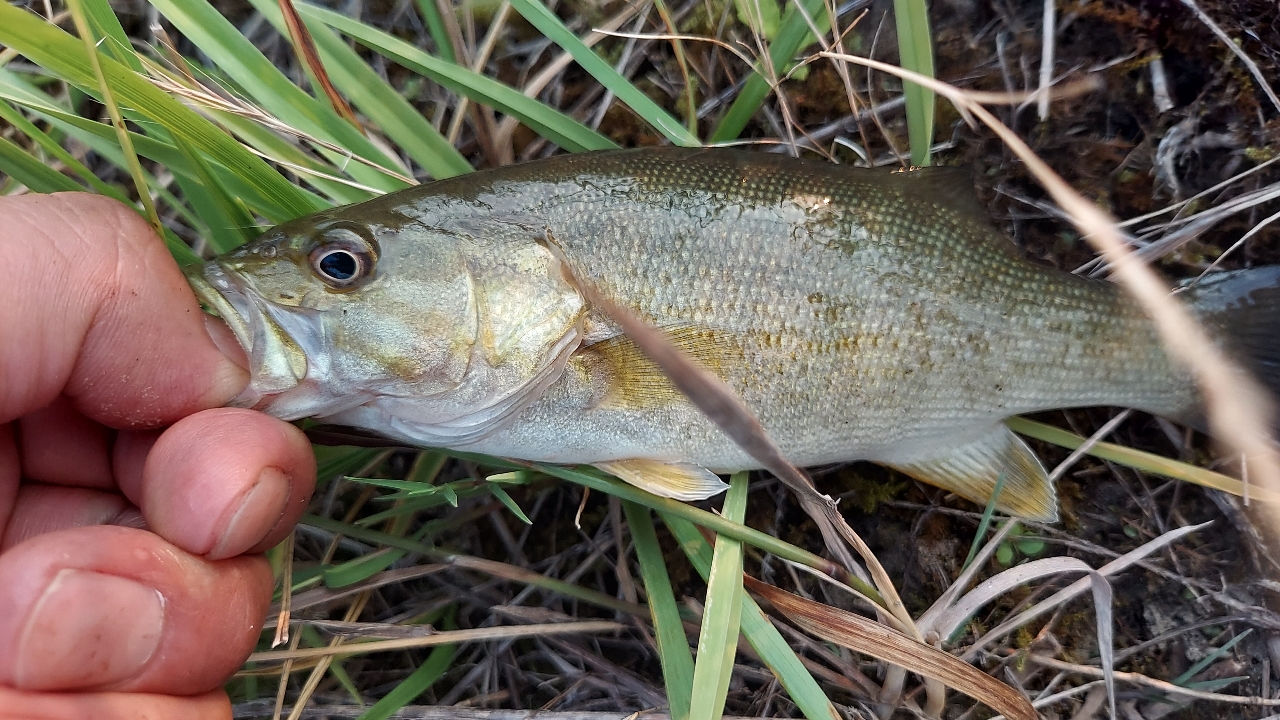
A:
302 513 641 615
412 0 457 64
533 464 883 603
0 92 202 262
171 132 259 253
506 0 699 147
1173 629 1251 686
708 0 828 143
65 0 163 235
296 3 618 153
147 0 410 192
0 90 318 224
893 0 935 166
323 548 409 588
356 641 457 720
244 0 471 180
354 493 463 526
315 447 386 483
326 504 418 587
80 0 143 70
196 103 371 207
0 4 321 218
961 472 1008 572
1005 417 1268 500
488 484 532 524
688 471 747 720
0 135 84 193
0 98 128 201
0 67 322 223
324 651 363 704
663 513 840 720
623 501 694 720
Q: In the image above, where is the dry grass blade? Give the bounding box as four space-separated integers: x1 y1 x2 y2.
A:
961 77 1102 105
927 557 1116 719
250 710 780 719
818 49 1280 536
272 531 296 646
961 521 1212 662
539 232 812 498
276 0 360 127
1174 0 1280 114
1024 654 1280 706
746 577 1036 720
139 60 415 186
540 231 921 639
246 620 624 662
287 590 372 720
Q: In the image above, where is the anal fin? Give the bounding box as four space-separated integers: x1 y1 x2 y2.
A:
595 459 730 501
887 424 1057 521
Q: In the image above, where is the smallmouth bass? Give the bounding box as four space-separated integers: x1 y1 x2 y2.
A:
185 148 1280 520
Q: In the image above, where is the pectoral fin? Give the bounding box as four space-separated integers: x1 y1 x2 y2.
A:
595 459 730 501
888 424 1057 521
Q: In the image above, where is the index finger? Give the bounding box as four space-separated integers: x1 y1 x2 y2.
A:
0 193 247 428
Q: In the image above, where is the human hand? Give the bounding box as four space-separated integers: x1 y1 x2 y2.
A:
0 194 317 719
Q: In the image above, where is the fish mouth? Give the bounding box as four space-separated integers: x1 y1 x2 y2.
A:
184 262 310 413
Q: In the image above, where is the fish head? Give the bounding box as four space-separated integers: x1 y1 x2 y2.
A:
187 204 588 444
185 212 482 421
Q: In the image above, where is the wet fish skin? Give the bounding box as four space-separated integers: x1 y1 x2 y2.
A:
187 148 1277 520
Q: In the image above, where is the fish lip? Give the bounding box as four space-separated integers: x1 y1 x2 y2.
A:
183 261 303 409
185 263 252 355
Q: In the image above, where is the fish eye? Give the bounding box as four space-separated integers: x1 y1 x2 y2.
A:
316 249 360 281
308 225 378 290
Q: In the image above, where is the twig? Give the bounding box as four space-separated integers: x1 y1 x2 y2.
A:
232 707 772 719
1036 0 1053 120
247 621 624 662
1020 653 1280 706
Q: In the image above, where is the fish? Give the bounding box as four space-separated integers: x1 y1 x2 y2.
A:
184 147 1280 521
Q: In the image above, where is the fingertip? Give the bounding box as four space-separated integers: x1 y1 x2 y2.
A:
195 316 250 411
0 526 272 695
0 686 231 720
0 192 248 428
111 429 160 505
140 409 315 558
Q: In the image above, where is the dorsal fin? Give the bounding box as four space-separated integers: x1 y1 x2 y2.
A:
879 166 993 226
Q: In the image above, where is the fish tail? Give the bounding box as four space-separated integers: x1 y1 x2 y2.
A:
1184 266 1280 423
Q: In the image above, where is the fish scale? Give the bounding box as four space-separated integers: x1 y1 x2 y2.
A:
186 147 1280 520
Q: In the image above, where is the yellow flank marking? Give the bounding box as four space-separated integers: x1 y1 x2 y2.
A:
581 325 746 410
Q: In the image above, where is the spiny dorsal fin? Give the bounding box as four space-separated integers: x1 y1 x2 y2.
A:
595 459 729 501
579 325 744 410
888 424 1057 521
880 166 993 227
